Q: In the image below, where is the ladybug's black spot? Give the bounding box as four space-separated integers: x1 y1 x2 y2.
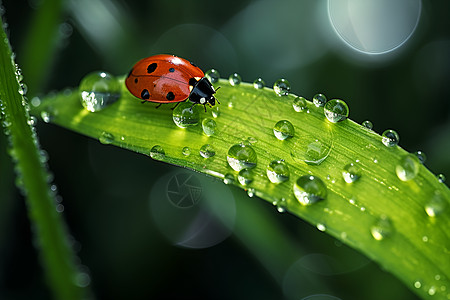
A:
147 63 157 73
190 61 197 67
166 92 175 101
169 67 175 72
141 89 150 99
189 78 198 87
134 78 138 84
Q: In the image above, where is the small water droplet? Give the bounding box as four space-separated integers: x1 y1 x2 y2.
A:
316 223 326 232
229 73 241 86
227 143 257 171
370 215 393 241
205 69 220 83
292 96 308 112
238 169 254 185
30 96 41 107
396 154 420 181
253 77 265 89
273 120 294 140
429 286 437 296
223 173 235 185
324 99 349 123
437 174 446 183
414 151 427 164
247 188 256 197
99 132 114 144
273 198 288 213
293 175 327 205
414 280 422 289
273 78 290 96
422 236 429 242
382 129 400 147
266 160 290 183
247 137 257 144
150 145 165 160
199 144 216 158
172 101 200 128
182 146 191 156
79 71 120 112
362 120 373 130
41 110 54 123
28 116 37 126
211 106 220 118
313 93 327 107
18 83 28 95
425 191 447 217
342 163 361 183
202 118 217 136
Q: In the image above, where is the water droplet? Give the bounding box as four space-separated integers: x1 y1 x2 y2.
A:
362 120 373 130
324 99 349 123
273 120 295 140
292 96 308 112
414 150 427 164
425 191 447 217
229 73 241 86
291 132 333 166
273 78 290 96
227 143 257 171
293 175 327 205
414 280 422 289
99 132 114 144
182 146 191 156
202 118 217 136
247 137 257 144
429 286 437 296
253 77 265 89
199 144 216 158
382 129 400 147
205 69 220 83
247 188 256 197
437 174 446 183
211 106 220 118
316 223 326 232
266 160 290 183
30 96 41 107
150 145 165 160
313 93 327 107
238 169 254 185
28 116 37 126
18 83 28 95
396 154 420 181
223 173 235 185
79 71 120 112
41 110 54 123
273 198 287 213
370 215 393 241
172 101 200 128
422 236 429 242
342 163 361 183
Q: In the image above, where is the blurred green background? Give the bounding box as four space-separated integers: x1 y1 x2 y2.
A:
1 0 449 299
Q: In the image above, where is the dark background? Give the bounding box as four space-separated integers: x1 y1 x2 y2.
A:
1 0 449 299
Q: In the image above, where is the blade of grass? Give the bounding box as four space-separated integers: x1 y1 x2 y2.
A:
31 73 450 299
0 15 88 300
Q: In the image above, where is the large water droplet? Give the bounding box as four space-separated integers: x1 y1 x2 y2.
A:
362 120 373 130
291 132 333 166
205 69 220 83
79 71 120 112
202 118 217 136
253 77 265 89
229 73 242 86
342 163 361 183
99 131 114 144
273 120 295 140
396 154 420 181
425 191 447 217
172 101 200 128
266 160 290 183
382 129 400 147
227 143 257 171
293 175 327 205
199 144 216 158
238 169 254 186
324 99 349 123
150 145 165 160
292 96 308 112
313 93 327 107
370 215 393 241
273 78 290 96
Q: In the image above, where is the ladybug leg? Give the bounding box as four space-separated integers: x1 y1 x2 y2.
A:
155 103 163 109
170 102 181 110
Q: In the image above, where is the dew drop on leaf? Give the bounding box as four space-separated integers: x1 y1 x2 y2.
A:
273 120 295 140
79 71 120 112
150 145 165 160
182 146 191 156
223 173 235 185
273 198 287 213
227 143 257 171
199 144 216 158
238 169 253 186
425 191 447 217
362 120 373 130
99 131 114 145
202 118 217 136
266 160 290 183
293 175 327 205
382 129 400 147
313 93 327 107
342 162 361 183
228 73 242 86
324 99 349 123
253 77 265 89
273 78 290 96
205 69 220 83
370 215 393 241
414 150 427 164
396 154 420 181
172 101 200 128
292 96 308 112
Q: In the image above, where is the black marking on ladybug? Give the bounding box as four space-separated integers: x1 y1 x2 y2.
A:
166 92 175 100
169 67 175 72
189 77 198 87
141 89 150 99
127 68 133 78
134 78 138 84
147 63 157 74
190 61 198 67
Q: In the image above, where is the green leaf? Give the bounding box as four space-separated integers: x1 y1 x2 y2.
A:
32 75 450 300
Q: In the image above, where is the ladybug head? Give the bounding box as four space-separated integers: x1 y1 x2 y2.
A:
189 77 219 110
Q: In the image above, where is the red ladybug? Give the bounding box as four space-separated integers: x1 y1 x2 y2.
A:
125 54 218 111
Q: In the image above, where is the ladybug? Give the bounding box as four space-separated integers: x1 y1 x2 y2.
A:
125 54 218 111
